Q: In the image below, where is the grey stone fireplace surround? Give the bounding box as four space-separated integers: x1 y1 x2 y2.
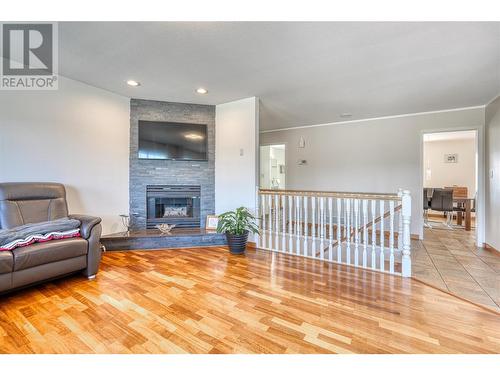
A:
129 99 215 230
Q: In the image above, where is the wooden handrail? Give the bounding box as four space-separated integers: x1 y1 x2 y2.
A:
258 189 400 201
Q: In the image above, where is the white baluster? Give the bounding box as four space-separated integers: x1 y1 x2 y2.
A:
320 197 325 260
371 200 376 269
294 195 298 237
311 196 316 256
288 195 293 253
362 199 368 267
268 194 272 249
261 193 266 249
398 190 403 252
295 195 300 255
303 195 308 256
328 197 333 261
401 190 412 277
274 194 279 251
398 210 403 251
336 198 342 263
346 198 351 264
354 199 359 266
389 200 395 273
379 200 385 271
282 195 286 252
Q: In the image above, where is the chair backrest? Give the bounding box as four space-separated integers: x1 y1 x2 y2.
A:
0 182 68 229
430 188 454 212
445 186 468 199
423 188 433 209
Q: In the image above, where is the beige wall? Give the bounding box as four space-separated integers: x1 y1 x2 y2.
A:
260 108 485 238
0 76 130 234
485 96 500 251
423 138 477 196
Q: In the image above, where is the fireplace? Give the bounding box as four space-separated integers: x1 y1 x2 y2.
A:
146 185 201 228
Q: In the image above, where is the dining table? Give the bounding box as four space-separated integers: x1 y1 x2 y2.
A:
454 197 474 231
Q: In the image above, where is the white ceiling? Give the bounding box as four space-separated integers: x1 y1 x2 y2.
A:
58 22 500 131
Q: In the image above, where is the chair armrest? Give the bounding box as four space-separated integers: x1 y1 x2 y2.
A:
69 214 102 239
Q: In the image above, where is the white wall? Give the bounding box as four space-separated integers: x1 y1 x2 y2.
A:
260 108 485 238
485 96 500 250
215 97 259 214
0 76 130 234
423 138 477 195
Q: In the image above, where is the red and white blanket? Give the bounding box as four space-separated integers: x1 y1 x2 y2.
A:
0 229 81 251
0 218 81 251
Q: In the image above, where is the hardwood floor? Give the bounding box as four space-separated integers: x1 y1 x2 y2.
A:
1 246 499 354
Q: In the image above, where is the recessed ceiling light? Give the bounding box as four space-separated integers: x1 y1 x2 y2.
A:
126 80 141 87
340 113 352 118
196 88 208 94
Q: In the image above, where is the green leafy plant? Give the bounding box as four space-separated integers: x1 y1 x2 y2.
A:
216 207 259 235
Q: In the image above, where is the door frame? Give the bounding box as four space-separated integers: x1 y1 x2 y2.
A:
419 127 484 246
259 142 287 190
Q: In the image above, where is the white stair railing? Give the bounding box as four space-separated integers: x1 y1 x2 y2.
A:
255 188 412 277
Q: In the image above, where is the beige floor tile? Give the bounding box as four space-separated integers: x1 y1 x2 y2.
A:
413 227 500 311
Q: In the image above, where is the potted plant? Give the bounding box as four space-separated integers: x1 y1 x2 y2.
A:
216 207 259 254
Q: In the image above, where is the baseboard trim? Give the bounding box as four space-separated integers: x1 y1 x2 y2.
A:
483 243 499 252
412 277 500 315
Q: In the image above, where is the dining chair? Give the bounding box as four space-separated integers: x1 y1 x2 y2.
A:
430 188 454 228
423 188 433 227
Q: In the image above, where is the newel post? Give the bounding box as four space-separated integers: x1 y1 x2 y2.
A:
401 189 412 277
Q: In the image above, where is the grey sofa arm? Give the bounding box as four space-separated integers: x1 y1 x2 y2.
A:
69 214 101 239
69 214 102 278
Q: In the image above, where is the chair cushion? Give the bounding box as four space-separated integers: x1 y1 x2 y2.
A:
0 250 13 274
13 238 87 271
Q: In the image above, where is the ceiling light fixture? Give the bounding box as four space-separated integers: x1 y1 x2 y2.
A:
196 88 208 94
126 80 141 87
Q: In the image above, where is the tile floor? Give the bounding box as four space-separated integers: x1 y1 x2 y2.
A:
412 225 500 312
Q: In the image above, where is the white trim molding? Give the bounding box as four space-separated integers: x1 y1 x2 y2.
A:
261 105 486 133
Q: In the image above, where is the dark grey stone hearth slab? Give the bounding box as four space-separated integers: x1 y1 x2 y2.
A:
101 228 227 251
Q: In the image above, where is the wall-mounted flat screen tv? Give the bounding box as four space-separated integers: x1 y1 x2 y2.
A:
138 120 208 161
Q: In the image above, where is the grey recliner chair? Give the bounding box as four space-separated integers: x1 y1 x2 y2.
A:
0 182 102 294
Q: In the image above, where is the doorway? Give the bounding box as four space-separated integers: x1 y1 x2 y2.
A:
422 130 477 232
260 144 286 190
414 129 498 310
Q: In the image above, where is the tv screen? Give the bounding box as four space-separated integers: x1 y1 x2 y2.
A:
138 120 208 161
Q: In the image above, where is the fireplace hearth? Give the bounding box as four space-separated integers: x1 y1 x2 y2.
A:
146 185 201 228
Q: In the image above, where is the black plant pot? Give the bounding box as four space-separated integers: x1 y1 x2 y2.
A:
225 231 249 255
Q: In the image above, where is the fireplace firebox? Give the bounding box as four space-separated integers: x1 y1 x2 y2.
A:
146 185 201 228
